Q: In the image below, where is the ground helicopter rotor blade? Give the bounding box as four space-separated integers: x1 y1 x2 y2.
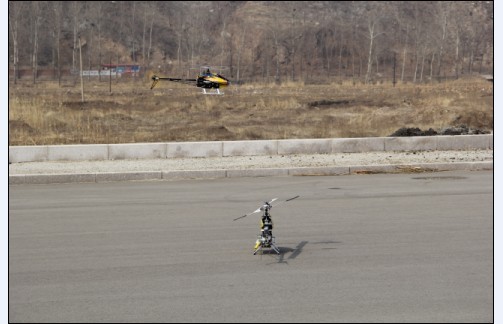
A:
270 195 300 208
233 214 247 221
268 198 278 204
233 208 262 221
234 196 299 221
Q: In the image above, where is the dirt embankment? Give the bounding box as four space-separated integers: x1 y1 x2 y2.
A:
9 76 493 145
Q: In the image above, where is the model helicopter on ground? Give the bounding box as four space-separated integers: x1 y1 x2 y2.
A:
234 196 300 255
150 66 230 94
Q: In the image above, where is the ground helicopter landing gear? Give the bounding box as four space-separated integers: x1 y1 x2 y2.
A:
201 88 223 95
253 233 280 255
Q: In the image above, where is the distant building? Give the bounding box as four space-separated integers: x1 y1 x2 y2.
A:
101 64 141 76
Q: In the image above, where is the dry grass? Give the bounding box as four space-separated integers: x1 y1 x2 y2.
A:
8 76 493 145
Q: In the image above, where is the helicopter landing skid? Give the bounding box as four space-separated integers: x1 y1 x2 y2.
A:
202 88 223 95
253 242 281 255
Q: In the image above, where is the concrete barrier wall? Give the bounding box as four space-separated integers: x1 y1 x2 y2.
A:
384 137 436 152
278 138 332 155
223 140 277 156
9 146 48 163
333 137 385 153
109 143 166 160
8 134 493 163
47 144 108 161
167 142 222 158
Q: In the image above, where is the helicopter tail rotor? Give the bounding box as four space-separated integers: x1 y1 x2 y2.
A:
150 75 160 89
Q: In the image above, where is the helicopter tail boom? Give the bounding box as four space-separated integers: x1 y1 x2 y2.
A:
150 75 197 89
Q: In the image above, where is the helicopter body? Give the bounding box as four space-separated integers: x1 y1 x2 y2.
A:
196 68 229 88
253 202 279 254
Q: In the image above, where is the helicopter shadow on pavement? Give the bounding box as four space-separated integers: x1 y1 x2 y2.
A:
265 240 342 264
264 240 308 264
286 240 308 260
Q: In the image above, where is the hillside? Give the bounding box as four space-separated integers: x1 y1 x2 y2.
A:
9 1 493 83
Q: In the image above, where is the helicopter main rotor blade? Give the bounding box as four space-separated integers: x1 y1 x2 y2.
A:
233 214 248 221
233 196 299 221
233 207 261 221
270 195 300 208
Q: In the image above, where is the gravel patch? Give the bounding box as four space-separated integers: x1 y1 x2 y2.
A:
9 150 493 175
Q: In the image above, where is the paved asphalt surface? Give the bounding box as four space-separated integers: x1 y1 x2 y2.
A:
9 171 493 322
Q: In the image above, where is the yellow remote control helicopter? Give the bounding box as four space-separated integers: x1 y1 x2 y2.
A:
150 66 229 94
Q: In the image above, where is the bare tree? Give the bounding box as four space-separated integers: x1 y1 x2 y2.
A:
400 23 409 82
347 2 366 79
410 2 429 83
30 1 43 84
364 11 385 84
282 4 303 81
91 2 104 81
50 1 63 85
9 1 25 84
130 1 137 62
186 5 209 70
272 27 281 84
70 1 82 72
257 29 278 83
435 2 451 77
169 3 188 74
219 19 228 72
142 2 148 66
392 3 412 82
235 22 247 82
147 2 156 64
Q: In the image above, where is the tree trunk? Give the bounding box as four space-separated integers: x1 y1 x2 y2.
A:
400 23 409 82
148 9 154 63
365 22 375 84
419 49 425 82
430 52 435 80
142 3 147 67
9 19 19 84
236 27 245 82
96 2 103 81
9 2 24 84
413 50 419 83
437 13 447 76
272 29 280 84
32 12 40 84
454 29 460 78
72 2 79 72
